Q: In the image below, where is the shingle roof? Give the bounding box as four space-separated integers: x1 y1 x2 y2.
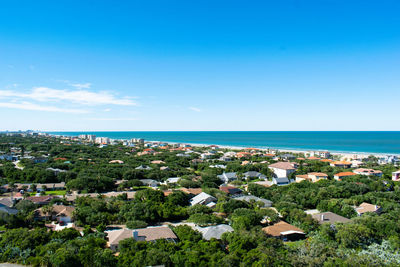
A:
196 224 234 240
311 212 351 224
263 221 304 237
269 162 297 170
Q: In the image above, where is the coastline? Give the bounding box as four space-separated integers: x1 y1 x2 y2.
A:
48 131 400 157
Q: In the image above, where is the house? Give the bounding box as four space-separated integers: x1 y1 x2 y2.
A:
262 221 305 241
139 179 159 188
217 172 238 183
311 212 351 225
351 160 364 168
219 186 242 196
109 160 124 164
135 165 152 170
46 168 67 175
234 195 272 207
295 172 328 183
272 177 292 186
219 156 233 162
315 151 331 159
195 224 234 240
0 198 17 215
0 154 18 161
34 205 75 223
107 226 178 251
179 187 202 196
190 192 217 206
330 161 352 168
164 177 181 185
268 162 298 178
279 154 296 161
392 171 400 181
33 157 48 163
354 202 382 216
353 168 383 177
25 196 59 206
252 180 273 187
150 160 164 164
334 172 358 180
243 171 267 180
160 166 170 171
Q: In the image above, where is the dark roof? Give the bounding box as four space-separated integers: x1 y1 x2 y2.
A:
311 212 351 224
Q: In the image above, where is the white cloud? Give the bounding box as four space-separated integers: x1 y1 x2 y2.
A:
85 118 137 121
0 101 88 114
69 82 91 89
104 108 112 112
189 106 201 112
0 87 136 106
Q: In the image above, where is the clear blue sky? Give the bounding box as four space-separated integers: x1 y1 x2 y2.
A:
0 0 399 131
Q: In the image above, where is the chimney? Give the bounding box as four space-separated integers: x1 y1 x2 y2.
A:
375 205 378 210
321 214 325 221
132 230 138 240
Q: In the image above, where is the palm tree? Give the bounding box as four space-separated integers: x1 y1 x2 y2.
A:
42 205 54 221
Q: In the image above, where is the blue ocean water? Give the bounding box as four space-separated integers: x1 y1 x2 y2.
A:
48 131 400 155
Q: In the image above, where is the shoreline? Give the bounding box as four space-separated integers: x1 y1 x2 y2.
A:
148 140 398 158
48 132 400 158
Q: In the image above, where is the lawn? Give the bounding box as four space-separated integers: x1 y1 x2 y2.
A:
30 190 67 196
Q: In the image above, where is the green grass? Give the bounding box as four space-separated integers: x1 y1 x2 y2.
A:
30 190 67 196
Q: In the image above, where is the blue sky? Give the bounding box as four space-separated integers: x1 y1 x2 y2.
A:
0 0 399 131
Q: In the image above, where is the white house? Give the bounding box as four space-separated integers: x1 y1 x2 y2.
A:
269 162 298 178
296 172 328 183
392 171 400 181
217 172 238 183
353 168 383 177
190 192 217 206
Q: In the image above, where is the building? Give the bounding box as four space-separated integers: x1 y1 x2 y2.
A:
25 196 59 206
311 212 351 225
353 168 383 177
354 202 382 216
34 205 75 223
262 221 305 241
330 161 352 168
268 162 298 178
334 172 358 180
243 171 267 180
190 192 217 207
295 172 328 183
217 172 238 183
107 226 178 251
195 224 234 240
135 165 152 170
272 177 292 186
219 186 242 196
163 177 181 185
234 195 272 207
139 179 159 188
392 171 400 181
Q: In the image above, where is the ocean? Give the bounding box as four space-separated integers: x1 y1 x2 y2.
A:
48 131 400 155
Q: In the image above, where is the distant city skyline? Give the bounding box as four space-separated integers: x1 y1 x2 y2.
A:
1 1 400 131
